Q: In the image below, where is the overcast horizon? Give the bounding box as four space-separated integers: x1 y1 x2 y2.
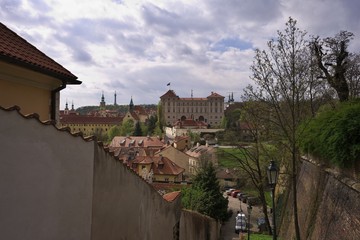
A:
1 0 359 109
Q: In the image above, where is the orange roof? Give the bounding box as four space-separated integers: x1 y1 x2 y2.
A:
110 136 164 148
59 115 123 124
0 22 80 84
174 119 208 128
162 191 181 202
207 92 224 98
160 90 178 99
133 156 184 176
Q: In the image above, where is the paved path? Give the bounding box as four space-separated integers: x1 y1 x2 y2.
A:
220 193 264 240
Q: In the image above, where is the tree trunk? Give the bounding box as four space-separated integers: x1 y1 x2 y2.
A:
292 145 301 240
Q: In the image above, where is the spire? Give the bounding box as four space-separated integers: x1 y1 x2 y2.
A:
114 91 117 106
129 96 134 112
71 101 75 111
100 91 106 109
65 100 69 111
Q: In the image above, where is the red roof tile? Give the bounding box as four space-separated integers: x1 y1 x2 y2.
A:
133 156 184 176
0 22 80 84
160 90 178 99
174 119 208 128
207 92 224 98
163 191 181 202
110 136 164 148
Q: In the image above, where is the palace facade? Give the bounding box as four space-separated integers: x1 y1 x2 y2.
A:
160 90 225 127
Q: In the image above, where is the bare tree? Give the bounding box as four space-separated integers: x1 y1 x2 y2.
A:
243 18 315 240
312 31 354 102
346 53 360 99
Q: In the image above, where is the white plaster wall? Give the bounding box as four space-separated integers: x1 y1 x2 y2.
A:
91 145 181 240
0 110 94 240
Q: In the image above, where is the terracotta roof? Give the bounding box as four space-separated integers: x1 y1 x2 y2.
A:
174 119 208 128
239 121 255 130
133 106 148 115
174 135 190 142
59 115 123 124
133 156 184 176
126 111 140 121
186 145 214 158
110 136 164 148
216 168 239 179
207 92 224 98
160 90 178 99
0 22 80 84
162 191 181 202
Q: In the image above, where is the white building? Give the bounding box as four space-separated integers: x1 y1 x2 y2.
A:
160 90 225 127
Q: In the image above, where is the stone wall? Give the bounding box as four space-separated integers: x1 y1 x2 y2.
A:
91 143 181 240
279 159 360 240
0 109 94 240
179 209 220 240
0 107 181 240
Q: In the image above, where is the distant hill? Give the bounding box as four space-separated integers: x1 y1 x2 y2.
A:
75 104 157 115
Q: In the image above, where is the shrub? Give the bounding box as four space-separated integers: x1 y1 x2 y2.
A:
299 100 360 167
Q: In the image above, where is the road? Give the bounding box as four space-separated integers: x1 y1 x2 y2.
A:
220 193 264 240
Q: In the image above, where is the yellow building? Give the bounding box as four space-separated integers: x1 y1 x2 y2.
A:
0 22 80 122
58 94 123 137
59 114 123 137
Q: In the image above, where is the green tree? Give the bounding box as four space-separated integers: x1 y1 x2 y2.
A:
120 119 134 136
108 125 121 141
181 161 228 222
299 100 360 168
133 121 143 136
147 115 157 135
156 101 164 132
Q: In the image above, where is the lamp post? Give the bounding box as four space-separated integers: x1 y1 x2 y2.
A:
247 204 252 240
267 160 279 240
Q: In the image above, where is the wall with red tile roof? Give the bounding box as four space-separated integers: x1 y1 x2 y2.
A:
0 106 182 240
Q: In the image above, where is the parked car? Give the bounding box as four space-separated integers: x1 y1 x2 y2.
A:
257 217 267 232
238 193 248 202
235 212 247 234
231 190 241 198
242 195 251 203
225 188 235 195
247 196 261 206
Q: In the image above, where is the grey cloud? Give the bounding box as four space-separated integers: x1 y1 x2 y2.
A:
141 3 212 36
72 48 93 63
0 0 53 26
205 0 282 25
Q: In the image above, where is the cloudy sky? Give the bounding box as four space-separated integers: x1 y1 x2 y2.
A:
1 0 359 108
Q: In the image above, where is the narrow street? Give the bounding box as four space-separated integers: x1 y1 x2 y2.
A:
220 193 265 240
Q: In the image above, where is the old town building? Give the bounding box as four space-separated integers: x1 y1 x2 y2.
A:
160 90 225 127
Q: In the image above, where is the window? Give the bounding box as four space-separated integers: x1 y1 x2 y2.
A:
165 178 169 182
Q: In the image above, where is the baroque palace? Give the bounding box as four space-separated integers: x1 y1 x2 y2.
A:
160 90 225 127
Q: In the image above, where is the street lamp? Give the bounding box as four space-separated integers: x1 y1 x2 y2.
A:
267 160 279 240
247 204 252 240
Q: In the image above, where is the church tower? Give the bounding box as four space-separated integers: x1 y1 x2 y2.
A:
100 91 106 109
114 91 117 106
129 96 134 112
